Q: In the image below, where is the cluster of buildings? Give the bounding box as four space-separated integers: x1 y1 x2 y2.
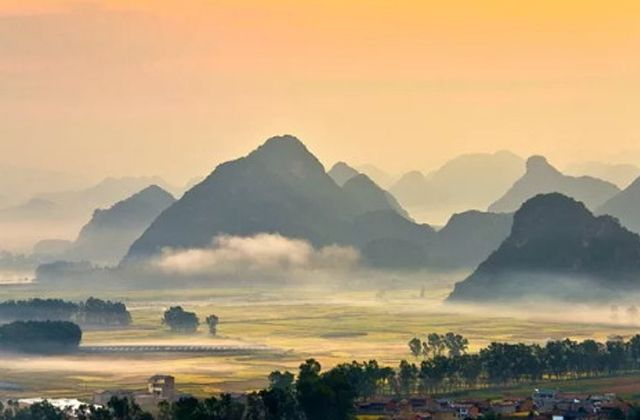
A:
93 374 177 408
356 389 634 420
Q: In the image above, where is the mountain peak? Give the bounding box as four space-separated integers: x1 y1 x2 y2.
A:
136 184 174 199
328 162 360 186
489 156 618 213
256 134 309 156
449 192 640 302
247 135 326 178
526 155 556 173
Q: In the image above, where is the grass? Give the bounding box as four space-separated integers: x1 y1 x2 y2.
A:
1 277 640 400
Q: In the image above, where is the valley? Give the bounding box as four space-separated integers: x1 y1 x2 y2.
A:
2 276 640 400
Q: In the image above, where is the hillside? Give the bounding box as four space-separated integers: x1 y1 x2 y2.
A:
489 156 619 213
126 136 378 260
66 185 175 264
597 177 640 234
390 151 524 223
328 162 360 186
449 193 640 302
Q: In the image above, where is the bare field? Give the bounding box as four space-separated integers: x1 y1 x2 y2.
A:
1 276 640 399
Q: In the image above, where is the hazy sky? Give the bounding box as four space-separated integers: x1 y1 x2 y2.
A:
2 0 640 183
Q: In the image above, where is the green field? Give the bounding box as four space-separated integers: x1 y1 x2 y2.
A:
1 274 640 400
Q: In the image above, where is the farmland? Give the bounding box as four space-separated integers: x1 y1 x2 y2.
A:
1 273 640 400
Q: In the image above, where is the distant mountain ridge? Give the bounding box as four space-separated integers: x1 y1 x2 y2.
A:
124 135 509 270
597 177 640 235
449 193 640 302
489 156 619 213
566 161 640 189
66 185 175 264
126 135 376 260
389 151 524 223
328 162 360 186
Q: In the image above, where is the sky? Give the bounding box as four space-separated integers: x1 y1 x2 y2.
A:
1 0 640 184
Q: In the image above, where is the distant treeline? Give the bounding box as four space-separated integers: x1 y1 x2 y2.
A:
0 320 81 353
0 297 131 326
405 332 640 393
5 345 640 419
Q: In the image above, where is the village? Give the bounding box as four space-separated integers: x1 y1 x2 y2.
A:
3 374 637 420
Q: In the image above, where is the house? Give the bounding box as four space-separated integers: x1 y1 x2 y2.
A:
533 389 558 413
147 375 176 401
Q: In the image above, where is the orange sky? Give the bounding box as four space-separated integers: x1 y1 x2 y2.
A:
1 0 639 183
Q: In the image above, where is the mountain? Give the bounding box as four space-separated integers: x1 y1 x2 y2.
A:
390 151 524 223
448 193 640 302
0 165 90 207
356 164 396 189
328 162 360 186
488 156 619 213
37 176 176 215
125 135 440 269
0 176 177 252
66 185 175 265
597 177 640 234
390 171 428 207
0 198 61 221
566 161 640 189
430 211 513 268
126 135 366 259
343 174 410 219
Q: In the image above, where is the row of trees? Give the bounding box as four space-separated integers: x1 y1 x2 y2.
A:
0 359 367 420
0 320 82 353
404 332 640 393
0 297 131 326
161 306 218 335
5 351 640 419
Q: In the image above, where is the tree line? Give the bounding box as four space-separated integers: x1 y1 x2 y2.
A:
405 332 640 393
0 320 82 353
162 306 218 335
4 346 640 419
0 297 131 326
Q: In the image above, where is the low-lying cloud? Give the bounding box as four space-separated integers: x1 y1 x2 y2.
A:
154 234 360 280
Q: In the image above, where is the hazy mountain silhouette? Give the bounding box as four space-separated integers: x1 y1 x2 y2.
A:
488 156 619 213
0 165 90 207
431 211 513 268
32 239 74 262
328 162 360 186
65 185 175 265
0 198 61 221
566 161 640 189
343 174 410 219
123 135 526 273
597 177 640 234
449 193 640 302
0 176 176 223
350 210 433 268
356 164 396 189
390 151 524 222
126 135 367 259
390 171 428 206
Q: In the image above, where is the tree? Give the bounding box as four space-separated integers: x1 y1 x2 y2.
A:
443 332 468 357
205 314 219 335
408 337 422 359
162 306 199 333
106 396 151 420
397 360 418 396
0 320 82 353
269 371 295 391
295 359 356 420
78 298 131 326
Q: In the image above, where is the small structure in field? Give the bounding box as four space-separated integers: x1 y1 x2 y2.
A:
147 374 176 401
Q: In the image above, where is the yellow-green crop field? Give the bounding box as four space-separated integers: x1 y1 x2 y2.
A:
1 274 640 400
